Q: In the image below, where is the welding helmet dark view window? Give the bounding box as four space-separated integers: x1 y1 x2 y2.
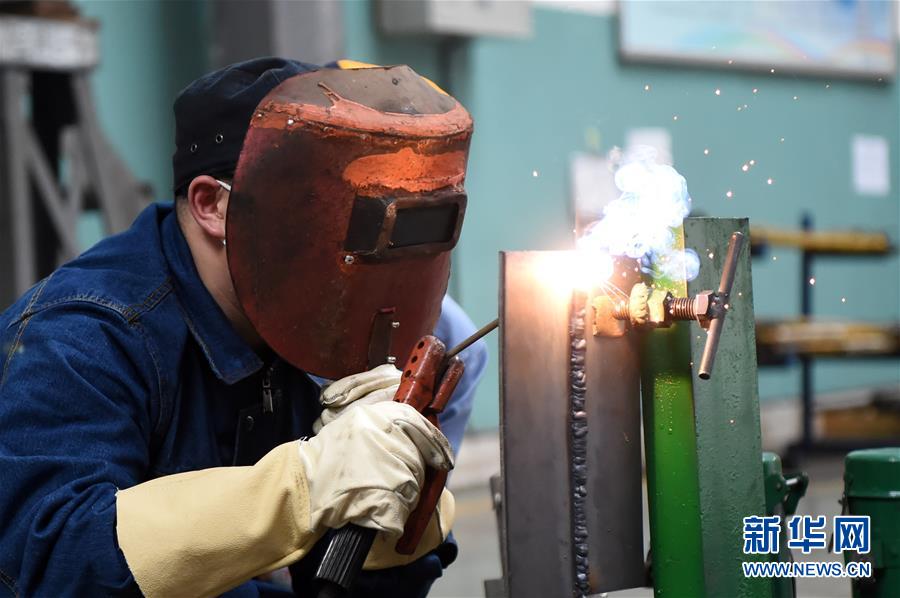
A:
343 190 467 259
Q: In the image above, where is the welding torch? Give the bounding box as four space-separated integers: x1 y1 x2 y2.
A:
314 318 499 598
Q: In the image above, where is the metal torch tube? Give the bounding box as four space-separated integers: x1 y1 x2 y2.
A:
716 232 745 296
445 318 499 360
698 232 744 379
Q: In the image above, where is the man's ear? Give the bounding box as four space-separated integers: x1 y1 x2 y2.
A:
186 175 228 241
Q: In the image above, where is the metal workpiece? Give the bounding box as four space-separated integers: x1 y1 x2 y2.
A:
499 251 574 598
684 218 769 598
640 219 768 598
499 252 644 598
497 220 761 598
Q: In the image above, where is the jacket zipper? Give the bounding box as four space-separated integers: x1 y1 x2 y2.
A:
262 363 277 414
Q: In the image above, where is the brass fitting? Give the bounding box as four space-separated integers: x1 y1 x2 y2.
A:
595 283 717 334
591 295 627 338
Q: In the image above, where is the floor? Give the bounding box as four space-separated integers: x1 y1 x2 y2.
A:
431 434 853 598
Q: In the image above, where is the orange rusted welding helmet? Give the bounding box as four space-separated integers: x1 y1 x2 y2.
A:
226 64 473 379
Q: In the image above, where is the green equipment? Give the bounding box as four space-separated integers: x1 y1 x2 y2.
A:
843 448 900 598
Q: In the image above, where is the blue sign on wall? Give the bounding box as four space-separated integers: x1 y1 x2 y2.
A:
620 0 896 79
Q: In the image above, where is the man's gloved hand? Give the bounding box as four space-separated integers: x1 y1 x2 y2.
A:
302 400 452 536
116 401 454 597
311 369 458 570
363 486 455 570
313 363 401 433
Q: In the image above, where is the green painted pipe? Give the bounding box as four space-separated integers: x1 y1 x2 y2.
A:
641 323 706 597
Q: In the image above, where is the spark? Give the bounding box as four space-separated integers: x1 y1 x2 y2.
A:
841 297 847 303
703 148 710 155
793 96 798 101
725 190 733 198
780 137 785 143
737 106 743 111
532 169 539 177
749 159 756 166
714 88 721 96
809 277 816 285
673 115 679 121
752 88 758 94
644 84 651 91
738 292 743 297
767 178 774 185
825 84 831 89
741 164 749 172
770 68 776 73
708 252 715 259
728 59 734 65
772 255 778 261
743 104 749 109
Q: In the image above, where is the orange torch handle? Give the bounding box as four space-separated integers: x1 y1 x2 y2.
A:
395 356 465 554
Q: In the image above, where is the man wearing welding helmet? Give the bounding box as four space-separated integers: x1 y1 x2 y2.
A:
0 58 485 597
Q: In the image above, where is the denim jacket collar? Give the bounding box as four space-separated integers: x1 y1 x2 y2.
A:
160 206 263 384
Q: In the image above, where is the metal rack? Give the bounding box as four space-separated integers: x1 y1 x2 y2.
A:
751 214 899 462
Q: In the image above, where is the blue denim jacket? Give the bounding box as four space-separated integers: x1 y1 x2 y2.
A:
0 204 487 597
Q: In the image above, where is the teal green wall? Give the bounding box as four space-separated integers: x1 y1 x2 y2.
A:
72 1 899 430
345 2 900 429
75 0 211 201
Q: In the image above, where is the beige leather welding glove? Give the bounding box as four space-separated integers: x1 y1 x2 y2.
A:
364 486 455 570
313 363 402 433
116 401 453 598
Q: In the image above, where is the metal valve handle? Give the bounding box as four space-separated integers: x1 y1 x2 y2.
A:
698 231 745 379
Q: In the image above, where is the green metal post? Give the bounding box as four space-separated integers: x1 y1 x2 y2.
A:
642 218 771 598
641 227 706 597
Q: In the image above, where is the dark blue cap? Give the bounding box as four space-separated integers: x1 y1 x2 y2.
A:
172 57 319 194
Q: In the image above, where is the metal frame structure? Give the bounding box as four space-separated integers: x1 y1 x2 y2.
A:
0 14 150 307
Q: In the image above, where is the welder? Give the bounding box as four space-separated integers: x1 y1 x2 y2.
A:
0 58 485 597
